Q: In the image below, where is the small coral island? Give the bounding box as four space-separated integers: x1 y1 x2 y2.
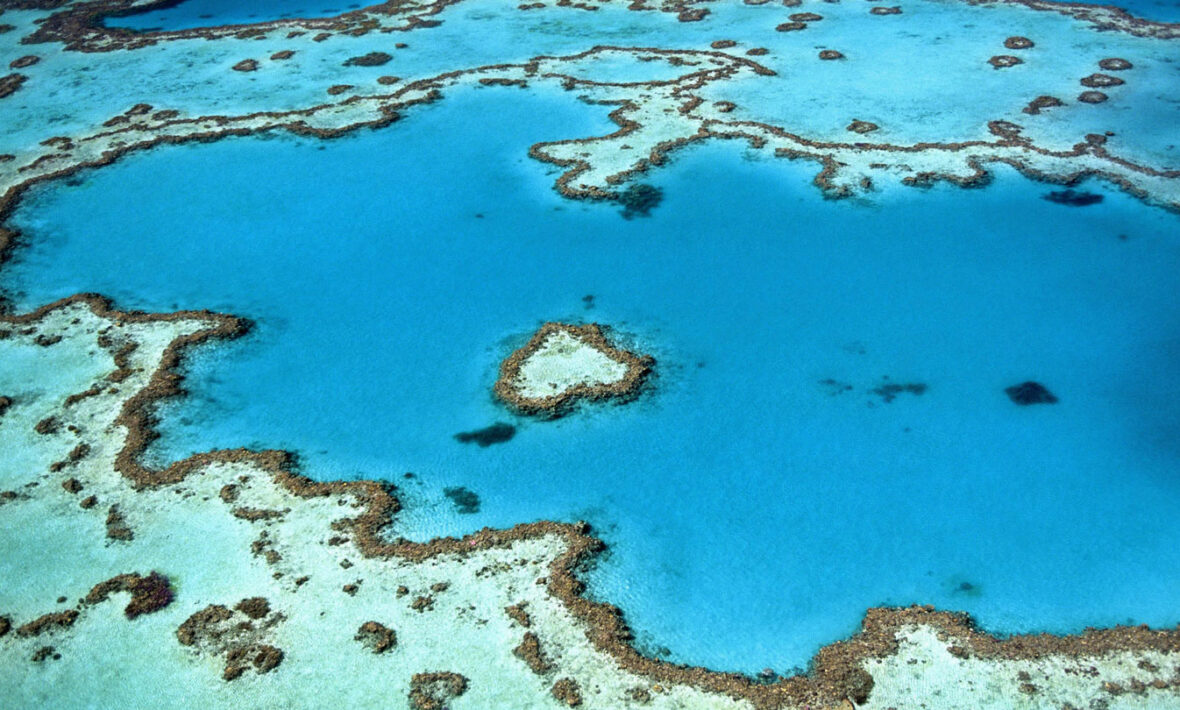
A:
495 323 653 416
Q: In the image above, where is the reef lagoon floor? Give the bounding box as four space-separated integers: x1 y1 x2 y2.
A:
2 0 1180 708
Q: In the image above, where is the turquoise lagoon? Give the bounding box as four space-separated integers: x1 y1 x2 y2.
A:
5 85 1180 673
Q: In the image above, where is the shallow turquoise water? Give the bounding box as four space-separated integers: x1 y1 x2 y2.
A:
6 85 1180 673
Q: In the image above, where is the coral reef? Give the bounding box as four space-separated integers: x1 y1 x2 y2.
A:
988 54 1023 68
494 322 654 417
0 73 26 99
409 672 469 710
354 621 397 653
176 601 286 681
1022 95 1064 114
552 677 584 706
1099 57 1133 70
8 55 40 69
343 51 393 67
1080 72 1125 88
85 572 175 619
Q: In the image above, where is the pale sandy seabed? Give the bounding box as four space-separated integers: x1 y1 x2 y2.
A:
514 331 629 400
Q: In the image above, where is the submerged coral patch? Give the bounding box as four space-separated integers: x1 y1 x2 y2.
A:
1005 381 1060 404
443 486 482 514
617 183 663 219
1044 189 1104 206
452 423 516 447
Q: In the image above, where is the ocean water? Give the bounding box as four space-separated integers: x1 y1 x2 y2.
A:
5 84 1180 673
104 0 354 30
1106 0 1180 22
105 0 1180 29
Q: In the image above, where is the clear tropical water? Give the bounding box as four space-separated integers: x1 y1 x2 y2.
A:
5 84 1180 673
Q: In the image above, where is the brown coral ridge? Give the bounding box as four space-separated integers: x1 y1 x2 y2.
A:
410 672 469 710
818 49 845 60
1004 35 1035 49
493 322 654 417
869 6 901 14
1078 90 1108 104
15 610 79 637
85 571 174 618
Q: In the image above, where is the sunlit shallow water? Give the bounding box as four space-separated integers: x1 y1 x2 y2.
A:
5 85 1180 672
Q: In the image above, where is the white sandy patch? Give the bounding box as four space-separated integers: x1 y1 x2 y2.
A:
862 625 1180 710
514 330 629 400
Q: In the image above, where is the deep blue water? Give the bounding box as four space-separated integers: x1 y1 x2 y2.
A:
1106 0 1180 22
105 0 355 30
105 0 1180 31
6 85 1180 672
